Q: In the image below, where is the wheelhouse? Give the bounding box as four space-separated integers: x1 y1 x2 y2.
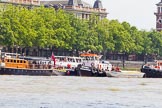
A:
80 54 100 61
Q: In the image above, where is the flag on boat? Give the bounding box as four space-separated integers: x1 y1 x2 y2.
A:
51 52 56 67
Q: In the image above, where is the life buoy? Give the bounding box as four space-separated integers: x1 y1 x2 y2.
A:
91 62 95 66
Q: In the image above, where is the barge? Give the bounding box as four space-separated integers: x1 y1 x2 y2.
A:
0 52 66 76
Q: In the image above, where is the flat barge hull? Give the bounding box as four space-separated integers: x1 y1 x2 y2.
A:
0 68 53 76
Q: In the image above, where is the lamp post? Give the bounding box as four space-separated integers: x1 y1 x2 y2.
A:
46 47 49 58
122 52 125 69
144 53 148 64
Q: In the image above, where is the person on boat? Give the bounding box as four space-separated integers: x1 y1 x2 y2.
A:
67 64 71 69
111 65 115 71
115 66 120 72
143 64 151 69
154 65 160 69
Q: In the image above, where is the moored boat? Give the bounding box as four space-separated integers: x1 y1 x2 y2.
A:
0 52 66 76
106 70 145 78
66 53 112 77
54 56 83 69
141 61 162 78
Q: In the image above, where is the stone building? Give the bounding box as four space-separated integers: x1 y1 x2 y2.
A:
155 0 162 31
0 0 107 19
40 0 107 20
0 0 40 5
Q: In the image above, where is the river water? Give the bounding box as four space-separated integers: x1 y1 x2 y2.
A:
0 76 162 108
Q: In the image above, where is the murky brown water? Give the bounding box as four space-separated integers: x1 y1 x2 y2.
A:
0 76 161 108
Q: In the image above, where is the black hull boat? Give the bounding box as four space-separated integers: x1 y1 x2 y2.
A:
78 67 107 77
140 60 162 78
0 67 66 76
66 66 107 77
141 66 162 78
0 68 52 76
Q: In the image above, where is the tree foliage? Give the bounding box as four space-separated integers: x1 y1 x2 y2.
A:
0 4 162 57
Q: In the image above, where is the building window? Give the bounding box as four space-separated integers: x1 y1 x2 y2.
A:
158 7 160 13
82 13 84 19
77 13 82 18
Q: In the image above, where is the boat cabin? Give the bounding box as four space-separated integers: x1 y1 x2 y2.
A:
55 56 83 69
80 53 100 61
80 53 101 68
3 58 29 69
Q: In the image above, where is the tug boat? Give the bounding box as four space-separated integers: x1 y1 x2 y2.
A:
141 61 162 78
0 52 66 76
66 53 112 77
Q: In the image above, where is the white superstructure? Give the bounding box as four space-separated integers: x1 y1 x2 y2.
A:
80 53 112 71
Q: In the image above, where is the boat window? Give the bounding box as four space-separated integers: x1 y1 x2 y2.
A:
68 58 75 62
14 60 16 63
11 60 13 62
24 61 26 63
158 62 162 66
95 57 98 60
17 60 20 63
7 59 9 62
20 60 22 63
76 59 82 63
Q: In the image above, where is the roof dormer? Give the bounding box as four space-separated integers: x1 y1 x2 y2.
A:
93 0 103 9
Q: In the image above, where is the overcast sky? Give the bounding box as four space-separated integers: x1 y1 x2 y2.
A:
84 0 160 31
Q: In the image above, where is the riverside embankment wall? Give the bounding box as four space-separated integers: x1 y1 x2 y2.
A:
109 60 155 70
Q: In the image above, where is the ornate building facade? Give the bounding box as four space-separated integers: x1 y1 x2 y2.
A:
41 0 107 20
155 0 162 31
0 0 40 5
0 0 107 19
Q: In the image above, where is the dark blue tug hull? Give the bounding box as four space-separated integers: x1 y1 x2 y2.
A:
66 67 107 77
141 67 162 78
0 68 63 76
